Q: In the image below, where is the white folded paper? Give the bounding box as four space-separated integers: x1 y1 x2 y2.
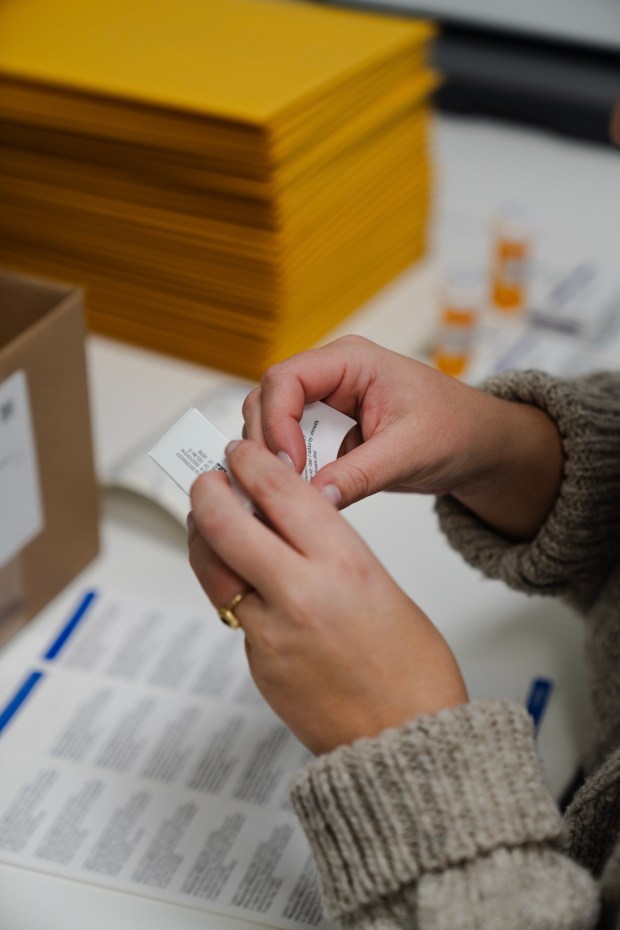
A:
148 402 355 496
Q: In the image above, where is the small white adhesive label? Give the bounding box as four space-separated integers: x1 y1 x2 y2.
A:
0 370 44 569
148 408 229 495
148 401 355 496
299 402 355 481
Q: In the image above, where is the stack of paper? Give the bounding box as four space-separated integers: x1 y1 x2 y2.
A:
0 0 437 378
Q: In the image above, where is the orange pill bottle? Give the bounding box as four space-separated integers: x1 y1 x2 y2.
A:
491 202 531 313
432 268 481 378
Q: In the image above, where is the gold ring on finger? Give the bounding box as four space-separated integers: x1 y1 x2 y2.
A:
218 589 251 630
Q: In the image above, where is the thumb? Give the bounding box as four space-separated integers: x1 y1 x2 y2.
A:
312 433 404 508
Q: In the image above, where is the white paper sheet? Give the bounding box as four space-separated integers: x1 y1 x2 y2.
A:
0 589 333 929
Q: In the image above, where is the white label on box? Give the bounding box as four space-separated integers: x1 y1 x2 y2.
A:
149 402 355 495
0 370 44 569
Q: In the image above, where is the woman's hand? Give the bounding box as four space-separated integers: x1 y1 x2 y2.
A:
188 440 467 755
242 335 565 541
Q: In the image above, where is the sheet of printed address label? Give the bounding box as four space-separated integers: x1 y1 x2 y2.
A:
0 588 334 929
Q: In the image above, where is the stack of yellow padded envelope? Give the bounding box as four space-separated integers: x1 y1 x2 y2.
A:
0 0 437 378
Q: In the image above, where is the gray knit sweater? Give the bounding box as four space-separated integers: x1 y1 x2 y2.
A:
290 370 620 930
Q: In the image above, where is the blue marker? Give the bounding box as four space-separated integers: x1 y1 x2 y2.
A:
526 677 554 732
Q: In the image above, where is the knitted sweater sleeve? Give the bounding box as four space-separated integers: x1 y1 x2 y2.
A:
435 370 620 611
290 700 600 929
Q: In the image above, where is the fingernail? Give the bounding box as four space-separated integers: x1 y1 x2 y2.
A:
186 511 196 534
225 440 241 456
277 450 295 470
321 484 342 508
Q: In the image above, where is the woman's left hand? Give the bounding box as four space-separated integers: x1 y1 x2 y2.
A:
188 440 467 755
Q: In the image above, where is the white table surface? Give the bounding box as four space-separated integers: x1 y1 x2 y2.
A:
2 113 620 929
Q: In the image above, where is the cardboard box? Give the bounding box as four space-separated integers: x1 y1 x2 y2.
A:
0 270 99 645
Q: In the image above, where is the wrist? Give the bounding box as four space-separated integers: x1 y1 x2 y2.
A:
453 396 565 541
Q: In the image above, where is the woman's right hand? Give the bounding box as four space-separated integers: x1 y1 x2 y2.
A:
188 440 468 756
243 335 565 541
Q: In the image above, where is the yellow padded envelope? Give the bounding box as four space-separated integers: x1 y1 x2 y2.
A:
0 0 434 124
